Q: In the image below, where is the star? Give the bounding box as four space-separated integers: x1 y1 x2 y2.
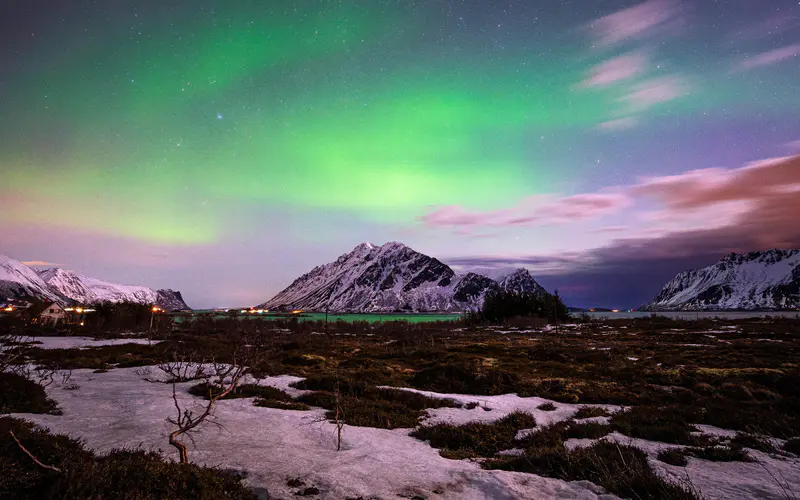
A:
217 113 223 120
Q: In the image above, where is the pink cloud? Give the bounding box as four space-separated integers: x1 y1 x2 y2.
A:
619 76 691 111
21 260 60 267
583 51 648 87
633 155 800 209
588 0 681 46
421 193 630 228
737 43 800 71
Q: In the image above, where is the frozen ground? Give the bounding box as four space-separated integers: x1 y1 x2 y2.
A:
8 364 800 499
23 336 160 350
10 366 615 500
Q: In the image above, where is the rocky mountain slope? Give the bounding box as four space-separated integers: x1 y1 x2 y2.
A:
642 249 800 311
258 242 547 312
0 255 189 310
0 256 66 304
498 268 548 297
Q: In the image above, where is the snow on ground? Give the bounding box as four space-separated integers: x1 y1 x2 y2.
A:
9 367 800 499
383 386 619 428
25 336 160 350
10 367 615 500
565 432 800 500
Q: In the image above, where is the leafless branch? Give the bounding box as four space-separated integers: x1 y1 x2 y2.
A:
9 430 62 472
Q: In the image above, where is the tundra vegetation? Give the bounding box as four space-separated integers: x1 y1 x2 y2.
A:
1 309 799 498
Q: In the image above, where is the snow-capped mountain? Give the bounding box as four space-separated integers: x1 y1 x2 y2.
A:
0 255 190 310
0 255 66 304
38 267 189 311
258 242 548 313
642 249 800 311
498 268 548 297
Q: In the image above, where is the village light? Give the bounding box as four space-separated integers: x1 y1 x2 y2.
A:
3 306 13 312
152 306 160 312
76 307 83 313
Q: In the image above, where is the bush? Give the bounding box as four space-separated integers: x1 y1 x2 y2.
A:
297 387 460 429
537 402 557 411
411 412 536 457
611 406 707 445
783 438 800 455
574 406 611 419
657 448 689 466
0 373 60 414
0 417 257 499
489 441 697 500
410 363 519 395
729 433 777 453
188 383 293 402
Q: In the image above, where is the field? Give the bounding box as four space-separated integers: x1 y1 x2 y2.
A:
2 315 800 499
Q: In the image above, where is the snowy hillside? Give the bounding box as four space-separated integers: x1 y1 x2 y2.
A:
0 255 189 310
0 255 66 304
642 249 800 311
258 242 549 313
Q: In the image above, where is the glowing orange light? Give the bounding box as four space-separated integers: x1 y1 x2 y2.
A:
152 306 160 312
75 307 83 313
3 306 13 312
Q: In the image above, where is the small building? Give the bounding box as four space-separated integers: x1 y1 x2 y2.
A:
28 301 70 325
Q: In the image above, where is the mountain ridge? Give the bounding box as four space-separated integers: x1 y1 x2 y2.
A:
258 242 549 313
641 249 800 311
0 255 190 310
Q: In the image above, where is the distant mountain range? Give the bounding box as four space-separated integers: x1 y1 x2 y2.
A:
258 242 550 313
642 249 800 311
0 255 190 310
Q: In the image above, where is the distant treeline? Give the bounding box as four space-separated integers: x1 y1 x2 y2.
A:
465 289 570 325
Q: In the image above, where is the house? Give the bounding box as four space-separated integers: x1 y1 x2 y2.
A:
27 301 70 325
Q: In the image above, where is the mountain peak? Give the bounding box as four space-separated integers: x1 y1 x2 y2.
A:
258 241 555 312
0 255 190 310
499 267 547 296
643 249 800 311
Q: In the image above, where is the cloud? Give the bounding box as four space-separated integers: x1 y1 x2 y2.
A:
632 155 800 209
421 193 630 228
736 43 800 71
596 117 639 131
583 51 648 87
21 260 59 267
788 140 800 152
423 155 800 254
588 0 681 46
618 76 691 112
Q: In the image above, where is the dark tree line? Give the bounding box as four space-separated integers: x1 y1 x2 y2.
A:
466 289 570 325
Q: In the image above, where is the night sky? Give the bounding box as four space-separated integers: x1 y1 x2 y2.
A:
2 0 799 309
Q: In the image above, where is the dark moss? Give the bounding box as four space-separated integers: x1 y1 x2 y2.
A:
783 438 800 455
610 406 707 446
657 448 689 466
488 441 697 500
729 433 777 453
574 406 611 419
411 412 536 457
297 387 460 429
188 383 293 402
0 417 257 500
0 372 60 414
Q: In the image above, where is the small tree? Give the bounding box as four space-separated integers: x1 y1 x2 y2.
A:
159 337 257 464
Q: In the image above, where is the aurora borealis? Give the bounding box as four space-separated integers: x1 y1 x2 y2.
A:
2 0 799 308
